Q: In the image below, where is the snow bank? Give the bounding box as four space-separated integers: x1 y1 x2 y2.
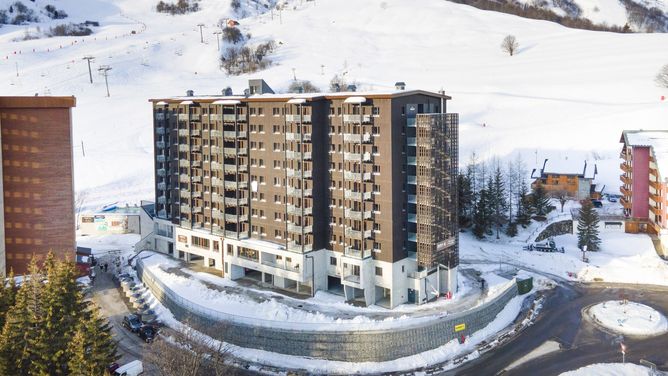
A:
560 363 653 376
76 233 140 255
588 300 668 336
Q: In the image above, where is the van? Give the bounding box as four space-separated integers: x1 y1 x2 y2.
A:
113 360 143 376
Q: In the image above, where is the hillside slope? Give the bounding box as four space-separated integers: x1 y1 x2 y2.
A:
0 0 667 208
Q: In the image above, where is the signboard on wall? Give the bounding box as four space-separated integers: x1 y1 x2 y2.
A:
178 235 187 243
454 323 466 332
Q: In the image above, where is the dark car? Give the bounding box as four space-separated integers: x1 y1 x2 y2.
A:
138 325 158 343
106 363 120 374
122 314 142 333
591 199 603 208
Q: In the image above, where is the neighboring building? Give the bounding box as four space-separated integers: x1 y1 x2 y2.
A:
79 202 154 238
149 80 459 308
0 96 76 276
531 158 598 200
619 130 668 252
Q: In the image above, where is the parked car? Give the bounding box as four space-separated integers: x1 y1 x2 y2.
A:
113 360 143 376
122 314 142 333
138 324 158 343
608 196 618 202
591 199 603 208
106 363 120 374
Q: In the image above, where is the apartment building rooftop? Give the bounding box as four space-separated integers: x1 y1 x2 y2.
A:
622 130 668 182
531 158 597 179
149 89 451 103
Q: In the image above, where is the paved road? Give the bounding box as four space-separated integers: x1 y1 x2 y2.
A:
448 283 668 375
90 262 156 373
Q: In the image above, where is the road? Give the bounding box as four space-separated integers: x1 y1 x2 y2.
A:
90 262 156 374
449 283 668 375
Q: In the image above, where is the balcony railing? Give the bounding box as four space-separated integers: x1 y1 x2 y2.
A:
620 162 631 173
224 181 248 190
179 174 190 183
285 151 312 160
157 196 166 204
620 174 631 185
344 246 371 259
178 114 189 121
156 141 166 149
345 208 372 220
342 133 372 143
225 213 248 222
286 169 312 179
285 133 312 142
286 187 312 197
287 223 313 234
344 190 372 201
156 155 166 163
345 228 372 239
180 204 190 212
157 182 167 190
287 204 312 216
287 241 313 252
155 113 165 120
343 171 372 181
157 169 166 177
343 114 371 123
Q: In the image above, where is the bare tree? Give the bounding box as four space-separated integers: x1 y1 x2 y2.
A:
501 35 519 56
656 64 668 88
74 190 89 229
146 324 235 376
551 190 570 212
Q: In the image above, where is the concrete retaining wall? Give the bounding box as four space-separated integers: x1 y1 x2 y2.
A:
535 219 573 242
137 258 519 362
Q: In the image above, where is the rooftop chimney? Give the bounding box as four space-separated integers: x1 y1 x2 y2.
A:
395 82 406 90
186 89 194 97
223 87 233 96
347 84 357 92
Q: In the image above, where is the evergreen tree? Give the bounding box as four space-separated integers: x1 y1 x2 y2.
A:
505 221 518 237
490 165 508 239
67 305 118 376
531 180 551 216
0 269 17 330
472 185 494 239
457 172 474 227
516 178 533 226
578 200 601 252
0 259 44 376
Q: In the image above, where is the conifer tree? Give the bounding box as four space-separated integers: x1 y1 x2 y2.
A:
473 183 494 239
578 200 601 252
531 180 551 216
67 305 118 376
516 180 533 226
490 165 508 239
457 172 474 227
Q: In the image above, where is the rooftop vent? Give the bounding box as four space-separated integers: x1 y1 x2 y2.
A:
223 87 233 96
395 82 406 90
347 84 357 92
438 89 446 96
243 88 250 97
186 89 194 97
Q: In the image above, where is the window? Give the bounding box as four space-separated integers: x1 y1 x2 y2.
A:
330 257 337 266
375 267 382 276
273 108 280 116
227 244 234 255
273 125 281 133
213 241 219 252
352 265 360 276
258 108 264 116
274 177 281 186
191 236 210 249
372 107 380 116
250 108 257 115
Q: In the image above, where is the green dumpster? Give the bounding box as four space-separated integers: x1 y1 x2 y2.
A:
516 277 533 295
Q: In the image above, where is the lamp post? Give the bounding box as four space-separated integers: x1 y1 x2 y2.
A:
213 30 222 51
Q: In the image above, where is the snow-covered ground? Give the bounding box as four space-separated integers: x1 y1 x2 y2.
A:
139 251 535 330
560 363 654 376
76 233 139 255
0 0 666 208
588 300 668 336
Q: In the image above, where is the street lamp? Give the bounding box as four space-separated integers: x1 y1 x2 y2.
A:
197 23 205 43
213 30 222 51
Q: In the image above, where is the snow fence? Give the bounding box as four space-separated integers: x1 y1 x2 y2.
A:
136 257 519 362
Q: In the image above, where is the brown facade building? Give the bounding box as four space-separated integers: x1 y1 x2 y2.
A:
150 81 458 308
0 96 76 276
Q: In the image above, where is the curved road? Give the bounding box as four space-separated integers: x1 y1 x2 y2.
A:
448 282 668 375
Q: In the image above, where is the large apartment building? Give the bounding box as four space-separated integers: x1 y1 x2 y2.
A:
150 80 459 308
0 96 77 276
619 130 668 253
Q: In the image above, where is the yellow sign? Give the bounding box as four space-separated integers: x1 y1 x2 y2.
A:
454 323 466 332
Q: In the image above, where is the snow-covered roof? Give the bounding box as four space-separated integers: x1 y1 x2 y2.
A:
623 130 668 182
532 158 597 179
150 89 450 103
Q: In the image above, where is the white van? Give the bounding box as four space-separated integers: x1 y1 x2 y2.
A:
113 360 143 376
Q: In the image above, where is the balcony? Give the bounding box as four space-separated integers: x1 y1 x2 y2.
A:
343 133 372 143
650 180 662 190
178 144 189 152
408 213 417 223
179 159 189 167
650 192 662 203
286 114 312 123
191 176 202 183
192 206 202 214
344 246 371 259
223 114 237 122
620 174 631 185
178 129 189 136
157 169 166 177
285 151 312 160
224 181 248 190
344 208 372 220
344 152 372 162
407 137 417 146
285 133 312 142
223 130 248 139
286 168 312 179
287 241 313 252
156 141 166 149
223 148 237 156
178 114 189 121
224 164 248 173
225 213 248 222
224 197 243 206
407 175 417 185
650 167 658 177
180 204 190 212
157 182 167 191
620 186 631 197
190 129 201 137
650 205 662 216
620 162 631 173
344 190 372 201
408 194 417 203
345 228 372 239
156 155 166 163
620 197 631 209
155 113 165 121
343 171 372 181
343 114 371 123
157 196 166 204
287 187 312 197
287 223 313 234
260 259 301 273
156 127 166 135
287 204 312 215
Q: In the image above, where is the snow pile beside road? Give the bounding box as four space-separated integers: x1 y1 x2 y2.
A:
560 363 653 376
76 233 140 256
588 300 668 336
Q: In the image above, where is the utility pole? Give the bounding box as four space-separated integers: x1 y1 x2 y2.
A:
98 65 112 97
292 68 296 81
197 23 205 43
83 55 95 83
213 30 222 51
15 62 19 77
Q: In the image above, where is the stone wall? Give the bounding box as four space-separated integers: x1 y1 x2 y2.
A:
535 220 573 242
137 259 519 362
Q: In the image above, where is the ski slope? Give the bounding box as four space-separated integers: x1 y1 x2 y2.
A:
0 0 667 208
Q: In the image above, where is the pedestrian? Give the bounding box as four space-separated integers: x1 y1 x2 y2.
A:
104 263 108 272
